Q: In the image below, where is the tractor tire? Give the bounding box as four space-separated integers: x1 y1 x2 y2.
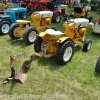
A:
83 39 92 52
0 21 11 35
95 56 100 72
23 27 38 45
9 23 19 40
37 5 45 11
50 26 56 31
52 13 61 23
56 40 74 65
88 16 93 23
34 36 43 53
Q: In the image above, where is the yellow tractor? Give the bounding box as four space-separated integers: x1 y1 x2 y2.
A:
9 11 53 45
69 6 93 23
34 18 93 65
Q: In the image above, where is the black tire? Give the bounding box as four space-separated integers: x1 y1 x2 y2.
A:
23 27 38 45
0 21 11 35
52 13 61 23
9 23 19 40
83 39 92 52
56 41 74 65
37 5 45 11
88 16 93 23
34 36 43 52
50 26 56 31
95 56 100 72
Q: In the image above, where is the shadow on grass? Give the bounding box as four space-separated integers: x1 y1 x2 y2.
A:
7 39 31 48
94 71 100 79
2 79 22 94
31 55 65 71
74 45 82 52
9 80 22 94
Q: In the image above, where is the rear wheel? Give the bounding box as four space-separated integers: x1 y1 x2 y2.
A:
34 36 43 52
83 39 92 52
9 23 19 40
23 27 38 45
52 13 61 23
56 41 74 65
95 56 100 72
0 21 11 35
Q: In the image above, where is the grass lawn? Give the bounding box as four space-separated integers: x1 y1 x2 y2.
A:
0 8 100 100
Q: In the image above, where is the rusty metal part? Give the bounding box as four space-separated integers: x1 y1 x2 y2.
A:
32 51 54 58
3 51 54 84
3 53 32 84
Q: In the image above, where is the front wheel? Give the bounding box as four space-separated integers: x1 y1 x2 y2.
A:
34 36 43 52
52 13 61 23
83 39 92 52
9 23 19 40
56 41 74 65
0 21 11 35
23 27 38 45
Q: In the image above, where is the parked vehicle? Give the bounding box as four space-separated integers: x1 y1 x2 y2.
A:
0 7 27 35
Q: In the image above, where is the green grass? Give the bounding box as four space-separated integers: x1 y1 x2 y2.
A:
0 9 100 100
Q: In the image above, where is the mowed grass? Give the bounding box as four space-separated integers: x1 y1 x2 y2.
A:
0 8 100 100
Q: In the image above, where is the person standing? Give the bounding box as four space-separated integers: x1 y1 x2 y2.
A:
75 0 80 7
70 0 74 8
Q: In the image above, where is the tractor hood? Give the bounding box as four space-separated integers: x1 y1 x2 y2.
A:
5 8 27 13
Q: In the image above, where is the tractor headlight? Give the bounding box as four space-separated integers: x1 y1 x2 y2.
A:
45 18 51 25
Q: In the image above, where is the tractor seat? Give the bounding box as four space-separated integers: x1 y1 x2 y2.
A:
0 14 10 19
47 2 58 10
16 20 31 24
74 7 83 13
46 29 65 36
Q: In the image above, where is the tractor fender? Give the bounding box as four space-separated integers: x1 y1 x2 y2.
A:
57 37 74 43
38 32 46 37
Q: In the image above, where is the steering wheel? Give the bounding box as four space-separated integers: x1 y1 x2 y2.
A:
61 14 73 23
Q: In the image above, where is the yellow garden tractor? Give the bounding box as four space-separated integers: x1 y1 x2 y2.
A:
68 6 93 23
9 11 53 45
34 18 93 65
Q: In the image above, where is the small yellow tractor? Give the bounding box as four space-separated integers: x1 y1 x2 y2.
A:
34 18 93 65
69 6 93 23
9 11 53 45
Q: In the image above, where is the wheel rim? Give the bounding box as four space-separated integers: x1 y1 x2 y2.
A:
14 27 19 37
56 15 60 22
87 42 92 50
41 42 47 53
63 46 73 62
1 24 10 34
28 31 37 42
24 15 26 19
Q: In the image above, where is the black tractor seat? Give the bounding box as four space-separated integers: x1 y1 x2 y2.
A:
47 2 58 10
74 7 83 13
0 14 10 19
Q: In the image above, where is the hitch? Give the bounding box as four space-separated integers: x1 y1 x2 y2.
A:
3 52 33 84
3 51 54 84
